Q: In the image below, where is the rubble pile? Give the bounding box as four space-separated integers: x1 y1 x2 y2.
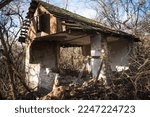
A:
40 73 150 100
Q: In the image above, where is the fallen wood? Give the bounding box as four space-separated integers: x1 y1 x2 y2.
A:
95 58 104 84
138 58 149 70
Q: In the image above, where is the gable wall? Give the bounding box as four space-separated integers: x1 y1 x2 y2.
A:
28 5 66 41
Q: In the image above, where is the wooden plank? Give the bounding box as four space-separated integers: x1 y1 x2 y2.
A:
95 58 104 84
21 30 28 33
57 18 62 32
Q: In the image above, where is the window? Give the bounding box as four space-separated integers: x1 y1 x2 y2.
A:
37 13 50 33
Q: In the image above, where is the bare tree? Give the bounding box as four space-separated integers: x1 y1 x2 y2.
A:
46 0 50 3
64 0 69 10
0 0 14 9
85 0 150 99
0 0 32 99
89 0 150 35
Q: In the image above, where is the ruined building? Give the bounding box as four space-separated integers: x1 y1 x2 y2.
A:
19 0 139 95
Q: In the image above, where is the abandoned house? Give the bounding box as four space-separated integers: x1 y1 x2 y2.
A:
19 0 139 95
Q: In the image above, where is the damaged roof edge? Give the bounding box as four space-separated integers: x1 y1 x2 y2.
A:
26 0 140 42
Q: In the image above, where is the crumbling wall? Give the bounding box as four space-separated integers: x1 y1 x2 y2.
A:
26 41 59 94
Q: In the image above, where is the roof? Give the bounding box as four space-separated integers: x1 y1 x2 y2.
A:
25 0 139 42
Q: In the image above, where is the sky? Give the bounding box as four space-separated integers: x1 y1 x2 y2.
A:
0 0 97 40
43 0 97 19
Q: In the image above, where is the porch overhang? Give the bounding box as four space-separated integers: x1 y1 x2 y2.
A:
33 30 91 46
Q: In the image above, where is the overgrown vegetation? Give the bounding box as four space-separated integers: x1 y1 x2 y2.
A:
0 0 149 100
0 0 31 99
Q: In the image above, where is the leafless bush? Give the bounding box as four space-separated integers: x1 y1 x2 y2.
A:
0 0 32 99
59 47 84 76
0 43 27 99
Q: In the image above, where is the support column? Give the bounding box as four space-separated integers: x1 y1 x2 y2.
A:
101 37 112 85
91 34 103 79
90 34 110 83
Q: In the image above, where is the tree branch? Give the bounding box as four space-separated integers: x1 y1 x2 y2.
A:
0 0 14 9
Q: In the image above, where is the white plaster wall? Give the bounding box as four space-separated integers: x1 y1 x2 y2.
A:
91 35 101 57
108 40 130 71
90 34 106 79
26 41 58 93
91 35 101 78
38 68 58 95
27 64 40 91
